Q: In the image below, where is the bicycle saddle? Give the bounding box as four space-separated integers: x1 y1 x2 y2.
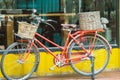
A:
61 24 77 29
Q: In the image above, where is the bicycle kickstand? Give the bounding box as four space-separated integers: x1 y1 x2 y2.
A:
89 55 95 80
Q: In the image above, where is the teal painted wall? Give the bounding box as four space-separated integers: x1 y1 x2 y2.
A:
15 0 60 13
15 0 61 46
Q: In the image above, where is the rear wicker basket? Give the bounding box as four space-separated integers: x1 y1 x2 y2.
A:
79 11 102 30
17 22 38 39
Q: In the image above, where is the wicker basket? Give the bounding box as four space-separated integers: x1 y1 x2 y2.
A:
17 22 38 39
79 11 102 30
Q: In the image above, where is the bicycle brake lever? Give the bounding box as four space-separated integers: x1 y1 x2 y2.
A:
46 19 58 23
43 21 55 31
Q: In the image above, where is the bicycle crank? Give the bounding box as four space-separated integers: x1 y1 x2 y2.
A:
50 54 66 70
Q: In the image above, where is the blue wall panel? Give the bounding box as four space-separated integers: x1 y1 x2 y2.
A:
16 0 60 13
36 0 60 13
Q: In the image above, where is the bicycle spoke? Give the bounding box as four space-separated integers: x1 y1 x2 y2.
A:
1 42 39 80
68 34 110 76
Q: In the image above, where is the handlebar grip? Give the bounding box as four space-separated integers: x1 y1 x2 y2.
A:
34 12 39 16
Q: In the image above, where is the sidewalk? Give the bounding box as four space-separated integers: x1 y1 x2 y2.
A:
29 70 120 80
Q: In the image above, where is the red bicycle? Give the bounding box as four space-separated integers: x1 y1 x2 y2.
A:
1 13 112 80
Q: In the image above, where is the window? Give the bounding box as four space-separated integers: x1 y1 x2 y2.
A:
0 0 119 50
60 0 119 46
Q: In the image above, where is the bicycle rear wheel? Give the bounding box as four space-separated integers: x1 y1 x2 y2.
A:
68 34 110 76
1 42 39 80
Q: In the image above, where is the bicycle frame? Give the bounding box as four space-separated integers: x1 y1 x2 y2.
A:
24 29 105 62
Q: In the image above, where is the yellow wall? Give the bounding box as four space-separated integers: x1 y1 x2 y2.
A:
119 1 120 47
0 48 120 78
37 48 120 76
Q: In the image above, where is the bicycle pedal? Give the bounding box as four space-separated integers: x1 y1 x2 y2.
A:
49 65 56 71
49 61 61 71
49 67 55 71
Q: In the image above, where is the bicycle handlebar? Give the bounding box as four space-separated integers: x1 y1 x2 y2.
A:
29 13 56 30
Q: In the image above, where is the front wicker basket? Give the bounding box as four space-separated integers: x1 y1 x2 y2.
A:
17 22 38 39
79 11 102 30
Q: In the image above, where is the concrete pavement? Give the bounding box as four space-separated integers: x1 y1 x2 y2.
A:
29 70 120 80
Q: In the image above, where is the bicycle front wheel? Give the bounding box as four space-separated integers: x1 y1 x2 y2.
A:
1 42 39 80
68 34 110 76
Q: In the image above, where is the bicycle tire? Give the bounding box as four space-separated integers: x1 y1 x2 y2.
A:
1 42 39 80
68 34 110 76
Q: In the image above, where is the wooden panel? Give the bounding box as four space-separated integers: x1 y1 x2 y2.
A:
5 21 14 48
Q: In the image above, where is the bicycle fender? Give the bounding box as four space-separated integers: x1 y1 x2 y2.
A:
67 34 112 54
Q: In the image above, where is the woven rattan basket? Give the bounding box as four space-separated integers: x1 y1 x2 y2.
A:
17 22 38 39
79 11 102 30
